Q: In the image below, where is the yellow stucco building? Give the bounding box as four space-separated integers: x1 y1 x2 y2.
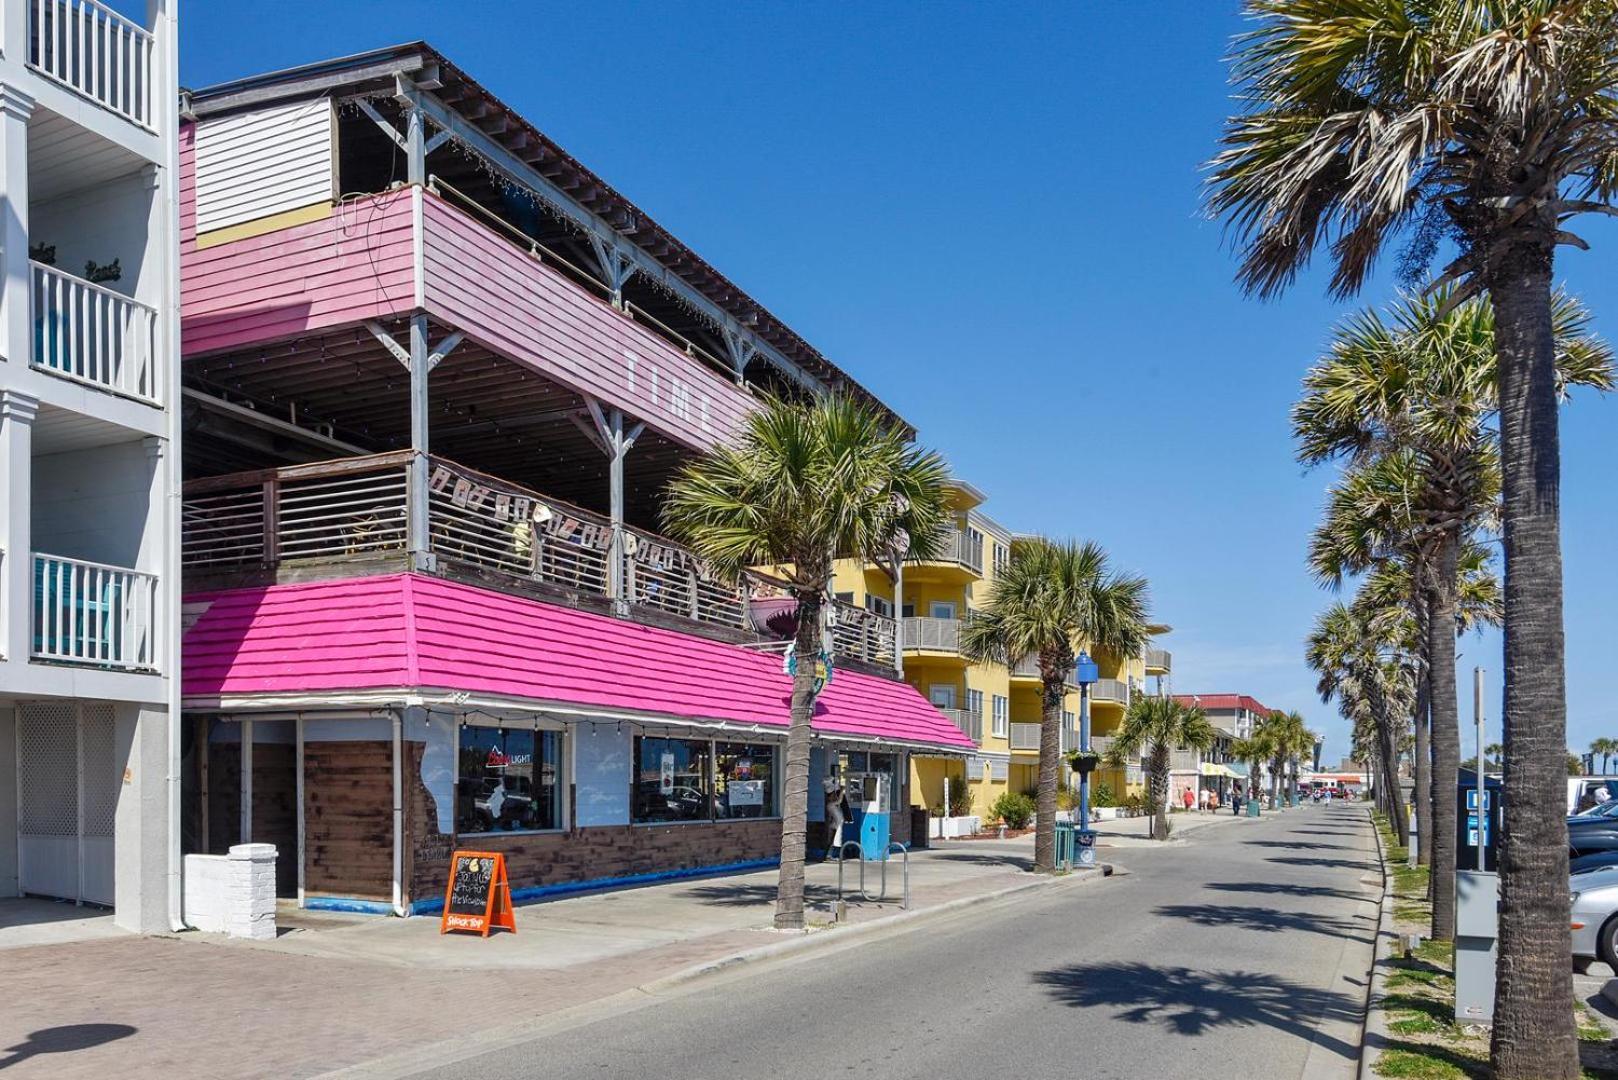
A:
831 482 1171 826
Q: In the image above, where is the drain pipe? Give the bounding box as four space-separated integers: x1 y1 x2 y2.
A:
391 709 405 916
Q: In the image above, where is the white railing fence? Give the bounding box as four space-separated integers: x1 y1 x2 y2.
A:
902 616 961 652
938 707 982 743
32 552 158 670
1092 677 1130 705
31 262 160 403
28 0 157 130
827 602 897 668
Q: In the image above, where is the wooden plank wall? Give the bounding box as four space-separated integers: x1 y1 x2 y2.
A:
420 191 754 453
251 741 299 897
206 738 241 855
303 741 394 901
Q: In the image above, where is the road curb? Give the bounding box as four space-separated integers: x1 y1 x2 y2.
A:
1358 809 1398 1080
317 863 1112 1080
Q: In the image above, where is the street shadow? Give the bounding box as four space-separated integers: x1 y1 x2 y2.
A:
0 1024 137 1071
680 882 839 907
1243 839 1354 851
1205 881 1372 904
923 851 1035 870
1151 904 1374 943
1266 855 1375 871
1032 961 1360 1059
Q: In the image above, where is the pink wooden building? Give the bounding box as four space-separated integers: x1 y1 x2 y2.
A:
176 44 971 913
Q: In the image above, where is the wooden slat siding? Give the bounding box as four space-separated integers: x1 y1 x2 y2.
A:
193 98 334 234
304 740 393 900
251 741 299 897
181 190 415 359
179 121 197 251
407 818 782 904
182 574 978 752
207 737 242 855
420 192 754 452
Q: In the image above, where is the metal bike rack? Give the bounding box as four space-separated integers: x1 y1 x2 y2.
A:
834 841 910 909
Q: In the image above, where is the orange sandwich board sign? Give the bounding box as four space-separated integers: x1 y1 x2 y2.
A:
440 851 516 936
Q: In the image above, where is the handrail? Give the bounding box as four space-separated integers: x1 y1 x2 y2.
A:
28 0 157 131
30 260 160 404
31 551 159 671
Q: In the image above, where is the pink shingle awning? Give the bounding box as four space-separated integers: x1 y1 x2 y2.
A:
182 574 976 752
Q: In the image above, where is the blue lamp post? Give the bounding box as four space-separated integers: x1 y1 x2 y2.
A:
1074 650 1101 864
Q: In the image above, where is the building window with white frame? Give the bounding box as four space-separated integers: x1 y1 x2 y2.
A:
992 695 1009 738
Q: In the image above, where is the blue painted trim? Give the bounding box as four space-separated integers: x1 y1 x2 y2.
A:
304 897 398 916
406 857 781 917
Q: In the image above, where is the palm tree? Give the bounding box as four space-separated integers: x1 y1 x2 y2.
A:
1209 9 1618 1070
663 394 951 929
1106 696 1217 841
1297 289 1607 941
1230 735 1269 811
1261 710 1315 808
1307 601 1415 844
1591 738 1618 775
961 538 1150 870
1486 743 1506 769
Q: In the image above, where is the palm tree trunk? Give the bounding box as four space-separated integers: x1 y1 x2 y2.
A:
774 591 823 930
1374 704 1408 845
1034 671 1063 872
1428 535 1460 942
1488 252 1578 1080
1271 755 1284 808
1149 745 1170 840
1414 653 1433 869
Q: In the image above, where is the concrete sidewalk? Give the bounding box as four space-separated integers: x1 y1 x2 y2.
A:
0 837 1095 1079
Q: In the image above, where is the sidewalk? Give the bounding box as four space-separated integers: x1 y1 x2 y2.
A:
0 837 1095 1080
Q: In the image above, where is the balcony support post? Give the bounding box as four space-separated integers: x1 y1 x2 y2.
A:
0 390 37 661
893 561 904 675
407 314 432 570
0 83 35 374
586 235 636 310
582 397 642 615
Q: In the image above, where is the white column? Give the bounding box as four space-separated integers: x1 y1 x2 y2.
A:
1 389 36 662
0 82 34 371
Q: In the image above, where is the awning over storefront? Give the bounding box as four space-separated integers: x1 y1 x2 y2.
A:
181 573 977 753
1199 762 1239 778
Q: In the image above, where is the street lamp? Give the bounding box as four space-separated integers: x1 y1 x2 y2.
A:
1074 650 1101 864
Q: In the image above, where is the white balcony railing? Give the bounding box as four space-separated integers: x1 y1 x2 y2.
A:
827 602 897 669
903 616 962 653
1009 722 1041 752
1091 677 1130 705
31 262 160 404
32 552 158 671
1145 647 1172 672
924 527 983 575
28 0 158 131
939 706 982 743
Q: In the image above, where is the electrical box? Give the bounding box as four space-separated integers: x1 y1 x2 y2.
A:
845 773 890 860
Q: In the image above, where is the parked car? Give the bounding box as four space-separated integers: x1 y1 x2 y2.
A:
1572 799 1618 822
1573 851 1618 876
1571 867 1618 967
1568 816 1618 858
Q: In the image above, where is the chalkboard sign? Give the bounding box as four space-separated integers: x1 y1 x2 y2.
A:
440 851 516 936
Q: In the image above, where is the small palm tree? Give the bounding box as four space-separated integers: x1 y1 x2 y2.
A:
1209 9 1618 1070
1107 696 1216 841
1230 736 1269 809
1591 738 1618 776
1486 743 1506 769
663 394 951 929
961 538 1150 871
1258 710 1314 808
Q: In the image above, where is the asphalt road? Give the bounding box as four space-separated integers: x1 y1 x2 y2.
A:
422 803 1379 1080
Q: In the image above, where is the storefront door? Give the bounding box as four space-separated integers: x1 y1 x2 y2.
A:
16 701 117 906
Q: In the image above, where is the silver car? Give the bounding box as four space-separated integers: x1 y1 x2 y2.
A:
1570 866 1618 966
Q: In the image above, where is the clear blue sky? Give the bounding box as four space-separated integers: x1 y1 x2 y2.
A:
181 2 1618 766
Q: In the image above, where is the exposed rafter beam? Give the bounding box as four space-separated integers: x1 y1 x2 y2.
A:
396 79 823 398
356 98 406 151
364 321 411 368
426 330 465 372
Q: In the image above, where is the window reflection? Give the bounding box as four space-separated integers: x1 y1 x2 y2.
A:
456 727 561 834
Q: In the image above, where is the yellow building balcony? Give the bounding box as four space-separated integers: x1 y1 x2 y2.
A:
902 616 966 660
1009 721 1075 755
906 527 983 584
1145 647 1172 675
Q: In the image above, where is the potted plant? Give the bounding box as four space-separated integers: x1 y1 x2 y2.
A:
1067 749 1101 776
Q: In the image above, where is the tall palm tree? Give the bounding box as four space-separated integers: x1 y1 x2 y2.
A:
1487 743 1506 768
1307 601 1416 843
961 538 1150 871
1230 735 1269 810
1298 290 1606 940
663 394 951 929
1106 696 1217 841
1591 737 1618 775
1261 710 1316 808
1209 8 1618 1070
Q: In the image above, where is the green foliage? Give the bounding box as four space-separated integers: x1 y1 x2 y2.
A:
1090 782 1117 808
988 792 1035 830
946 779 975 817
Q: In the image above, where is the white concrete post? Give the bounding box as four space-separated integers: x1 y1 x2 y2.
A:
0 389 36 662
0 81 34 371
225 843 277 940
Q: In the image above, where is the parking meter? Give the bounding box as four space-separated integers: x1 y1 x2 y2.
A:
846 773 890 860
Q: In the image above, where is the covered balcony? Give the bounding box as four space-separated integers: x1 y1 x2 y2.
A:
1145 647 1172 675
31 260 159 403
27 0 159 133
31 551 158 671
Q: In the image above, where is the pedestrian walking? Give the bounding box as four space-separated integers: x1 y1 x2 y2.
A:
1182 786 1195 813
1232 784 1244 815
1198 787 1210 813
823 776 847 861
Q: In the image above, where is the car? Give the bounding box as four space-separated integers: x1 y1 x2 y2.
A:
1573 851 1618 876
1571 867 1618 968
1568 816 1618 858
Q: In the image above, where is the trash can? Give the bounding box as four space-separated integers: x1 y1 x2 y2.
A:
910 807 930 850
1247 798 1261 818
1055 821 1076 870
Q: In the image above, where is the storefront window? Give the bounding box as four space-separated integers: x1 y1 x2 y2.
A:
714 743 778 819
633 736 713 823
456 727 562 834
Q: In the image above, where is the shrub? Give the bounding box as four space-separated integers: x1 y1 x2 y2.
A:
1091 782 1117 808
989 791 1036 829
1056 786 1079 811
947 778 975 817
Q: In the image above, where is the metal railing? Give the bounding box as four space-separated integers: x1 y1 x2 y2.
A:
1091 677 1130 705
28 0 157 131
1009 722 1041 752
31 262 160 404
32 552 158 670
922 527 983 574
827 602 897 668
938 706 982 743
902 616 961 652
182 452 897 665
1145 647 1172 672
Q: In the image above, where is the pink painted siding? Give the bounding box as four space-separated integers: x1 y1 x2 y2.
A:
184 574 975 751
181 186 416 359
420 192 754 450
